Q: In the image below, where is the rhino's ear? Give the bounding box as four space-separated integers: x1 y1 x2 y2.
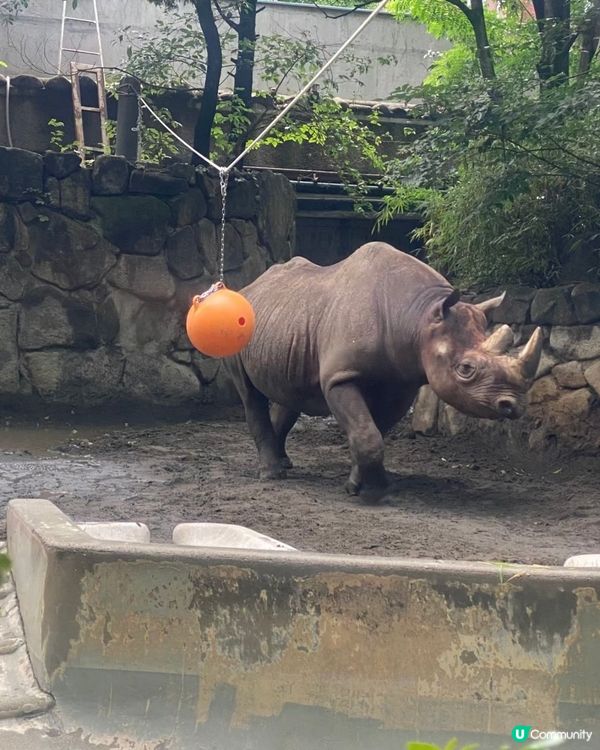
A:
432 289 461 323
475 291 506 318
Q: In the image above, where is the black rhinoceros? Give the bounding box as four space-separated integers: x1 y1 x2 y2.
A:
223 243 543 501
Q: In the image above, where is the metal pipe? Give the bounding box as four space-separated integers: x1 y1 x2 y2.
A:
115 76 140 162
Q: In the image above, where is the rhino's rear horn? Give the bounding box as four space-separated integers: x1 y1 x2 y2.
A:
518 327 544 379
482 324 514 355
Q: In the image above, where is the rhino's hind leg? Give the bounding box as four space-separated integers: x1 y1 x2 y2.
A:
225 357 287 480
270 403 300 469
323 381 388 503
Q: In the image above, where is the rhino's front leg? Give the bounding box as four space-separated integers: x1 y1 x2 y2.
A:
324 381 388 502
225 357 286 479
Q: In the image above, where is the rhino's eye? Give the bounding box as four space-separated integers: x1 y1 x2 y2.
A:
456 361 477 380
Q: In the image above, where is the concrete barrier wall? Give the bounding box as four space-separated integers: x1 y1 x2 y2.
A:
7 498 600 749
1 0 449 99
0 146 295 409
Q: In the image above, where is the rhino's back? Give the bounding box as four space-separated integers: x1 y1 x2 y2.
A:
237 244 450 408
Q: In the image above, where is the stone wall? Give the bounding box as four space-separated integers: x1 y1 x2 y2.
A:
0 146 295 408
412 286 600 454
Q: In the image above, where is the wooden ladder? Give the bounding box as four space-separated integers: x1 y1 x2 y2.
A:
58 0 109 159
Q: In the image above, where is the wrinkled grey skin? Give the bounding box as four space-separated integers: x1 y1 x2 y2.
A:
224 243 543 501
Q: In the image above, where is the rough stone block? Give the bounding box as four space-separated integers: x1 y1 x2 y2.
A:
531 287 576 326
0 147 43 200
129 169 188 196
27 212 117 291
584 359 600 397
0 309 19 393
16 202 39 225
92 195 171 255
108 255 176 301
191 351 221 384
172 350 192 364
24 348 125 403
0 256 28 301
528 375 560 405
571 283 600 325
59 168 92 220
92 155 130 195
438 403 470 436
169 188 208 228
19 288 99 350
43 151 81 179
549 325 600 361
552 361 587 389
226 249 268 290
0 205 27 254
226 177 258 219
534 349 559 379
412 385 439 435
168 162 196 185
197 170 222 220
217 223 244 272
547 388 594 431
44 176 60 208
256 171 295 263
166 226 204 280
122 352 201 404
229 219 261 260
490 286 535 324
196 218 218 275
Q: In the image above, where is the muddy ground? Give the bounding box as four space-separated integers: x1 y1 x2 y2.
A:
0 408 598 565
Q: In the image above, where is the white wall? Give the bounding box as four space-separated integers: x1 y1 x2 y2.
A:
0 0 449 100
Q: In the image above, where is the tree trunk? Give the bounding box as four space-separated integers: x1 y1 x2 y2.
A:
469 0 496 80
192 0 222 161
577 0 600 79
533 0 571 88
231 0 257 159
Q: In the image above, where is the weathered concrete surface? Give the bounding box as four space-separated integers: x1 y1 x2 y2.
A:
4 499 600 749
0 546 54 721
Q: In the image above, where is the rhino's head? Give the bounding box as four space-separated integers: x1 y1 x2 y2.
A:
420 291 543 420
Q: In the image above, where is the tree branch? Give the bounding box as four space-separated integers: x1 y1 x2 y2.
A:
213 0 239 33
310 0 383 20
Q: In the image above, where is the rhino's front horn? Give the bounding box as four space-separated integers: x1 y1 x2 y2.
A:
482 324 514 355
518 327 543 379
476 291 506 317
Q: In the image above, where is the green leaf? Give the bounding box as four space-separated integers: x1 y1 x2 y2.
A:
0 553 10 574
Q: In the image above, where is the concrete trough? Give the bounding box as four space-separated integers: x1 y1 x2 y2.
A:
3 498 600 749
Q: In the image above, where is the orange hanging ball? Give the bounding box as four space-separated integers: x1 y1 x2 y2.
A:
186 282 255 358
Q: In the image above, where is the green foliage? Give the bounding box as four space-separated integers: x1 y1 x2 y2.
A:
115 4 391 172
260 99 387 209
406 740 479 750
405 738 564 750
380 0 600 286
0 552 9 576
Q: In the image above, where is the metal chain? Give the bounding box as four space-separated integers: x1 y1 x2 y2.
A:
218 167 229 284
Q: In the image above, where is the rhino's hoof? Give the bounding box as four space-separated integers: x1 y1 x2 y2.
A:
344 479 361 496
359 486 387 504
259 466 288 480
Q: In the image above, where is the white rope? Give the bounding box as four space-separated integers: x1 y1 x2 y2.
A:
5 76 13 147
138 94 222 172
228 0 389 170
137 0 389 175
135 0 390 283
